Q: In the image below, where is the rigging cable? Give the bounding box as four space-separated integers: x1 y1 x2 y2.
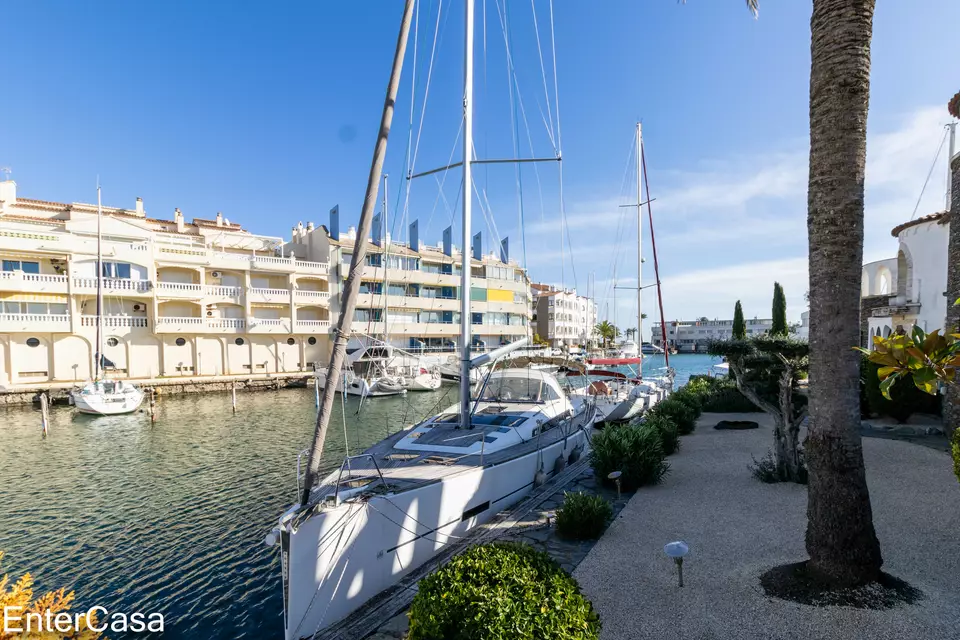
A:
910 125 949 221
548 0 576 292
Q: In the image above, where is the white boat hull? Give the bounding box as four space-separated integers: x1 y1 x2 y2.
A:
71 384 145 416
314 371 407 398
593 394 645 424
279 429 587 639
402 372 441 392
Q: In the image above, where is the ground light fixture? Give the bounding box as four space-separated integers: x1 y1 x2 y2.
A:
664 541 689 587
607 470 623 498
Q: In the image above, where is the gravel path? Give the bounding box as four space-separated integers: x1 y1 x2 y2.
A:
574 412 960 640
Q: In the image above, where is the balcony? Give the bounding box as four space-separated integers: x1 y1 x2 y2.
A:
156 282 205 299
0 272 69 295
81 315 149 329
205 285 244 304
294 289 330 304
0 313 71 333
294 319 331 333
251 256 330 274
248 287 290 304
155 317 246 333
73 277 153 296
248 318 292 333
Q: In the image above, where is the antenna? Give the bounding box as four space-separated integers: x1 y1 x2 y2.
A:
0 167 11 181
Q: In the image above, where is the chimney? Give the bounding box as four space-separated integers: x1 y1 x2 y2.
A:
329 205 340 241
472 232 482 261
174 208 185 233
409 220 419 254
216 212 224 227
0 180 16 215
306 221 314 232
347 226 356 240
372 212 383 246
443 226 452 257
135 197 144 217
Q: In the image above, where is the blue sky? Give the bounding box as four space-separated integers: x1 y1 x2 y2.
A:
3 1 959 336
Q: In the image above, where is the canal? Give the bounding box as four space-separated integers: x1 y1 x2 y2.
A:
0 354 718 639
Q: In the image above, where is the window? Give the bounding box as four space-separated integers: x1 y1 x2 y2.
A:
366 253 383 267
341 251 353 265
106 337 119 347
308 337 317 345
175 337 186 346
359 281 383 294
487 312 509 326
26 338 41 347
287 338 296 345
102 262 132 279
27 303 46 315
354 308 383 322
235 338 245 346
2 260 40 273
387 284 406 297
390 310 419 323
513 292 526 304
476 376 544 402
472 313 483 325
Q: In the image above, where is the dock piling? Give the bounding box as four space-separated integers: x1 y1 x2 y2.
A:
232 381 238 413
149 389 157 423
40 392 50 437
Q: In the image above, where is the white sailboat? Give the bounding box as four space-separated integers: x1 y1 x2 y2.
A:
70 185 145 416
270 4 590 637
314 344 407 398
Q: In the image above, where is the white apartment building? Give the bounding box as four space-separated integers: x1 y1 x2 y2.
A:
286 209 531 354
0 180 332 388
650 317 774 352
860 211 950 347
531 285 597 349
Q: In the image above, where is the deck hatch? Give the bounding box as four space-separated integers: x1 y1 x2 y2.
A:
461 500 490 521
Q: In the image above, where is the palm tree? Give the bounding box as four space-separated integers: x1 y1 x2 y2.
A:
594 321 618 349
804 0 882 585
685 0 882 587
944 93 960 437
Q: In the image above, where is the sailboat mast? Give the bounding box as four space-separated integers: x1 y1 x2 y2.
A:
641 143 670 367
459 0 475 431
95 184 104 382
300 0 416 507
635 123 643 359
382 173 389 342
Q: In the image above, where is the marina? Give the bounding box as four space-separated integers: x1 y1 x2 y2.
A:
0 354 716 640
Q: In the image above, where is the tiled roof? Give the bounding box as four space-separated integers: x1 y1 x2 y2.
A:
891 211 948 237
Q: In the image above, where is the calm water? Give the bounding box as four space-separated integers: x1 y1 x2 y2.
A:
0 354 718 639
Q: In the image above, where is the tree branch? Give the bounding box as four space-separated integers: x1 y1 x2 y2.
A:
729 361 780 415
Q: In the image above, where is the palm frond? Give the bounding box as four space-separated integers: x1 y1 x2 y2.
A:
679 0 758 19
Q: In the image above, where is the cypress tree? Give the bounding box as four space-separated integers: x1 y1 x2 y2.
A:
771 282 788 336
732 300 746 339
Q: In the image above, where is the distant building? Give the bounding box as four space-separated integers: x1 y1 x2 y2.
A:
860 210 949 348
287 210 531 355
531 285 597 349
650 317 774 353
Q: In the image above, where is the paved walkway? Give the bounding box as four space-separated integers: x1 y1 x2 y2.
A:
574 412 960 640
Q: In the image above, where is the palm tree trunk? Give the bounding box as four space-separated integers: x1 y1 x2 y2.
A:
804 0 883 586
943 153 960 437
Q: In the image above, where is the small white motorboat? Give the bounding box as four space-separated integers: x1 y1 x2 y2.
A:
71 379 144 416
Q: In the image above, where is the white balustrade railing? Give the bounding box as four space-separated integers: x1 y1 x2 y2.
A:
248 287 289 299
155 316 204 326
73 277 153 293
207 318 246 329
0 313 70 328
294 290 330 300
24 273 68 284
252 318 285 326
156 282 204 294
294 260 329 272
205 285 243 297
81 315 149 328
296 319 330 328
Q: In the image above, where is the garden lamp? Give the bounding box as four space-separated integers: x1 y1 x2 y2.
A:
664 541 689 587
607 470 622 499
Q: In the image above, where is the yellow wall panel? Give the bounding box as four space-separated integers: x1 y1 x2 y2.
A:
486 288 513 303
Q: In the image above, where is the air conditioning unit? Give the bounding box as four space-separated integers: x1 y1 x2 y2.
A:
132 304 145 312
206 311 214 317
211 271 223 278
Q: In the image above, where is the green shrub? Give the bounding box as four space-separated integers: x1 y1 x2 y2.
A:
863 359 939 423
952 428 960 486
555 492 613 540
651 398 698 435
642 412 680 455
590 423 669 490
670 389 704 415
700 386 762 412
408 542 601 640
